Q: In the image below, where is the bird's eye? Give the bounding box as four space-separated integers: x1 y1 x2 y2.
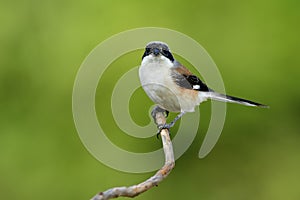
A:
162 49 174 62
142 48 151 60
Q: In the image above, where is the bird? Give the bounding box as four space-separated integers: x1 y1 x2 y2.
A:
139 41 268 131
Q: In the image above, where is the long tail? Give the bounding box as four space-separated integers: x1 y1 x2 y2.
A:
205 91 268 108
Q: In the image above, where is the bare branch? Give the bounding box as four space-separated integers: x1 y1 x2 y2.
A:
91 106 175 200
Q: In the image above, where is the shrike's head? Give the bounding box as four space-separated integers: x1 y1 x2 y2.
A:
142 41 175 63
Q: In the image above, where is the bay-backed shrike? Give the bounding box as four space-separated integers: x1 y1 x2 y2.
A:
139 41 267 131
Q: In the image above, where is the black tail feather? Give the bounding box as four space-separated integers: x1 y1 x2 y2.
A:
208 92 268 108
225 94 268 108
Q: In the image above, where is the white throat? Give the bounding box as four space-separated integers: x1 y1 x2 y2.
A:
141 54 173 68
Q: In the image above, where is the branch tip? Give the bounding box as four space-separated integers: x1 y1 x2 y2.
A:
91 106 175 200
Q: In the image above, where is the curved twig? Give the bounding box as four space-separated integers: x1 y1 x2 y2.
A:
91 106 175 200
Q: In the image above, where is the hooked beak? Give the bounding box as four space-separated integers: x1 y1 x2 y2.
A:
153 48 160 56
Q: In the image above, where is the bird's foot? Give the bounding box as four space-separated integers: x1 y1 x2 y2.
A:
156 123 173 139
151 106 169 120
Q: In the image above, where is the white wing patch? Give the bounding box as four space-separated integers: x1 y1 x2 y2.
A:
193 85 200 90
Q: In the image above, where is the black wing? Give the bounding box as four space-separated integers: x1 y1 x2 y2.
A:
171 62 209 92
182 74 209 92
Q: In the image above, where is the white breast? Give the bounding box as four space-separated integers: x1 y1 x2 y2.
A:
139 55 203 112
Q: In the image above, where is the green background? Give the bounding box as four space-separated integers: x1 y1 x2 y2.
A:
1 0 300 199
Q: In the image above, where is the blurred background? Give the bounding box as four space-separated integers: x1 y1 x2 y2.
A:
1 0 300 199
